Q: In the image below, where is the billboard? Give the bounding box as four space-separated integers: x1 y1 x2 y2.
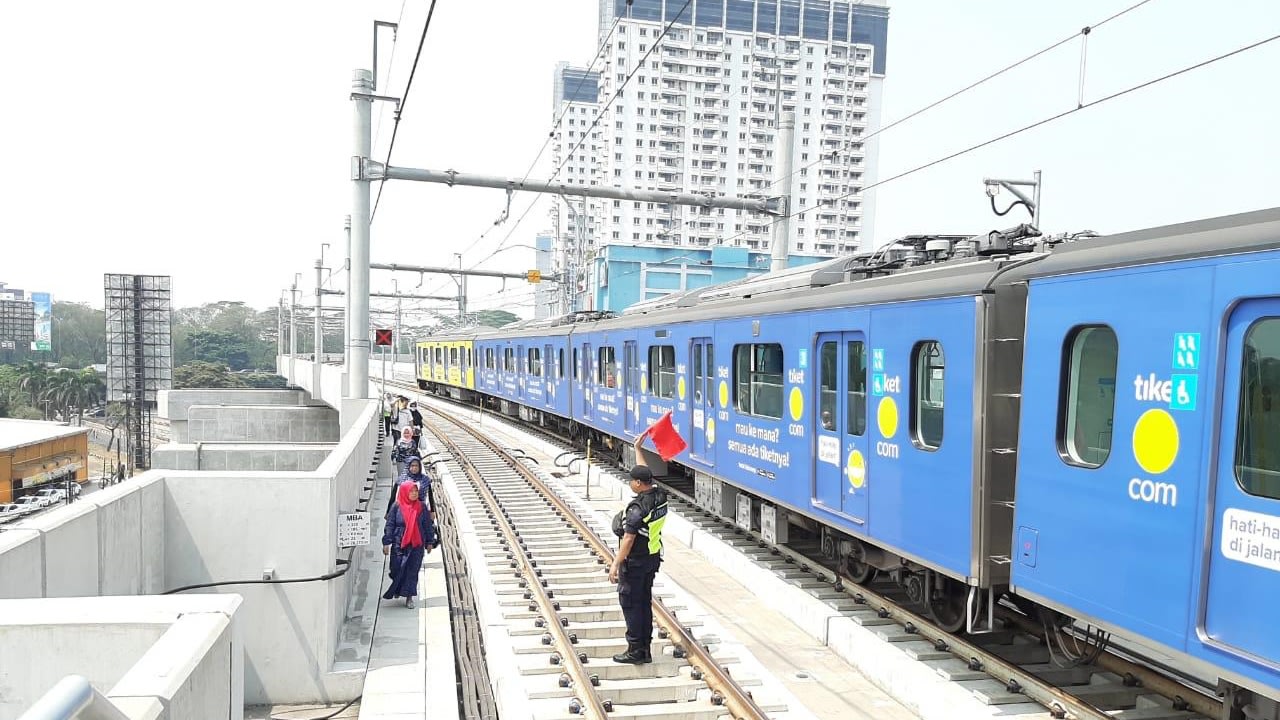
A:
30 291 51 351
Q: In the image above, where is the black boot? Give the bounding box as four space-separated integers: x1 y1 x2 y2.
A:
612 644 652 664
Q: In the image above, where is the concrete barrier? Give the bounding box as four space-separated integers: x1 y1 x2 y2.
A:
0 595 243 720
187 405 338 444
152 443 336 472
160 389 308 442
0 391 380 708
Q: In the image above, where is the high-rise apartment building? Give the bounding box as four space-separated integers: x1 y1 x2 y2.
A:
549 62 604 314
552 1 889 313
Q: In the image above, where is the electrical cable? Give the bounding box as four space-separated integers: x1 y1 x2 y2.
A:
371 0 411 152
468 0 696 269
759 0 1161 196
372 0 442 225
714 30 1280 249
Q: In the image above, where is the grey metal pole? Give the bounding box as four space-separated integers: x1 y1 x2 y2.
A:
575 200 586 311
289 281 298 382
348 70 374 399
371 163 781 214
1032 170 1042 229
277 294 285 369
314 259 323 361
394 278 402 361
343 215 351 373
770 112 797 273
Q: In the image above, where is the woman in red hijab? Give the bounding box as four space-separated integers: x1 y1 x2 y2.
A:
381 480 436 608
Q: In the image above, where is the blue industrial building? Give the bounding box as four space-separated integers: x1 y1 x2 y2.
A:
591 244 828 311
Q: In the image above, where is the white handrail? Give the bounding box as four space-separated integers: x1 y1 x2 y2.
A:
17 676 129 720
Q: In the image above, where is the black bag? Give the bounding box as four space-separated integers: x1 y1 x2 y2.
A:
612 510 626 538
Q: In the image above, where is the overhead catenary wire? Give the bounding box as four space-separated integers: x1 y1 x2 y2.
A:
715 30 1280 249
469 0 696 268
761 0 1161 195
371 0 442 225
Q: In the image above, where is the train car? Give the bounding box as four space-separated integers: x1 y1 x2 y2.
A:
567 237 1038 630
416 331 483 400
1009 208 1280 710
474 319 574 426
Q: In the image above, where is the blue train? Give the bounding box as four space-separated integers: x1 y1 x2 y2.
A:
417 208 1280 716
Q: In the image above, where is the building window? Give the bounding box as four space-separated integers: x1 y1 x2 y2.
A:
1236 318 1280 500
734 343 784 419
1060 326 1118 467
911 341 944 450
649 345 676 398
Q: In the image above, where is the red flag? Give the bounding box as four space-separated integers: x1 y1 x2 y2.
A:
644 411 687 461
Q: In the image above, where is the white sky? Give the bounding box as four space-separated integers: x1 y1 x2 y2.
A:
1 0 1277 320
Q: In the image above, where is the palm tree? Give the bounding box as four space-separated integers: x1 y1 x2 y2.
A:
15 362 49 414
44 369 104 424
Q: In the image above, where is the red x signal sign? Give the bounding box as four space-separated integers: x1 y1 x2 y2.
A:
374 329 393 347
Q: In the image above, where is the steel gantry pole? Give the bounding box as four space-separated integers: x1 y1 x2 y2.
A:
313 259 323 361
277 292 285 371
343 215 352 372
348 70 374 399
289 277 299 382
770 112 797 272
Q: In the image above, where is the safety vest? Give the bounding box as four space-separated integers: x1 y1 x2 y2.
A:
629 487 668 558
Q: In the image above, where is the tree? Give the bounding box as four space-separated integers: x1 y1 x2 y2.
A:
51 301 106 368
43 369 104 423
473 310 521 329
173 361 247 389
184 330 252 371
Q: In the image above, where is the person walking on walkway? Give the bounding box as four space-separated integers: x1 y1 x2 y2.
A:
608 434 669 664
381 394 394 439
382 479 436 609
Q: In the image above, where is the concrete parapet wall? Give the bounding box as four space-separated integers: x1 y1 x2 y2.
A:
152 443 336 472
0 595 243 720
0 395 381 709
160 389 308 443
187 405 338 444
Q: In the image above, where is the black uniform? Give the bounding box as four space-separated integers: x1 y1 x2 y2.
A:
616 485 668 655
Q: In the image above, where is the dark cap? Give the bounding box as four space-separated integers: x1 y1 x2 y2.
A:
629 465 653 483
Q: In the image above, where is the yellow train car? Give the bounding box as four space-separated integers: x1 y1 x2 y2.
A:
416 335 476 392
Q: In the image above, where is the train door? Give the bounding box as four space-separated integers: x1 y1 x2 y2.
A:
689 338 716 464
624 341 638 434
582 342 593 420
1203 300 1280 661
813 332 869 523
543 343 555 409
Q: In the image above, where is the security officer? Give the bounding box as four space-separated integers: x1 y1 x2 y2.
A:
608 434 668 664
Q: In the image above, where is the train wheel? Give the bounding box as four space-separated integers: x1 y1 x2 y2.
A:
844 541 878 585
926 573 967 634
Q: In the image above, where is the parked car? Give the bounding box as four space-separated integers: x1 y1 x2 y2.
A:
0 503 29 523
13 496 48 512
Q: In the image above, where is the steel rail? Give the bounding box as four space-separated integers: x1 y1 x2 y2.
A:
391 378 1219 720
424 420 612 720
423 402 772 720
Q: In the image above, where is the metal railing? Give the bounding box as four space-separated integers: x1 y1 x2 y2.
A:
17 676 130 720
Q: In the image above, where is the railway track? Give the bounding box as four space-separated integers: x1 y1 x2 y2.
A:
420 401 796 720
391 378 1223 720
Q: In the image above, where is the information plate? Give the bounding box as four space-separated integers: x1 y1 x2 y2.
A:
337 511 370 549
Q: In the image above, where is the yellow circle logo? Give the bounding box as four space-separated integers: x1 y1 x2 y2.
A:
788 387 804 421
847 449 866 489
640 374 647 393
877 396 898 438
1133 408 1179 475
678 376 687 400
706 418 716 444
718 380 729 409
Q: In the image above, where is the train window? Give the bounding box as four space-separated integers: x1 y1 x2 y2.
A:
625 343 639 393
819 342 837 430
558 348 565 379
911 341 945 450
485 348 494 370
734 343 784 419
598 346 618 388
1235 318 1280 500
693 344 703 403
649 345 676 399
449 347 459 367
573 348 579 380
503 348 515 372
528 347 542 377
847 340 866 436
1060 326 1117 468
